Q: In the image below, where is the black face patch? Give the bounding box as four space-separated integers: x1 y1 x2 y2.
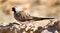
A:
12 7 16 13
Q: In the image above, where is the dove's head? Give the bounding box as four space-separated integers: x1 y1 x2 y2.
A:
12 6 23 13
12 4 30 13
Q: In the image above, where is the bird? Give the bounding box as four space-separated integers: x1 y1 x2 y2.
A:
12 6 55 22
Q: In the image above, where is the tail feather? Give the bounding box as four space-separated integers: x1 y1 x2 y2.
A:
33 17 55 21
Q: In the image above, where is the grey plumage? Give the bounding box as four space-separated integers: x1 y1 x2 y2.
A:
12 7 55 22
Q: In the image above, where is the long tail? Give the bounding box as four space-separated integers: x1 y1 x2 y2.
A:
33 17 55 21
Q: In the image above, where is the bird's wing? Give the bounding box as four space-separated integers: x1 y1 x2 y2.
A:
19 11 33 19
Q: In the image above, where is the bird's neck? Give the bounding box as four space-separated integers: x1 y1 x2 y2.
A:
14 10 17 14
14 10 16 13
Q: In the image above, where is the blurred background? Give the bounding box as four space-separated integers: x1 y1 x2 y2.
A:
0 0 60 24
